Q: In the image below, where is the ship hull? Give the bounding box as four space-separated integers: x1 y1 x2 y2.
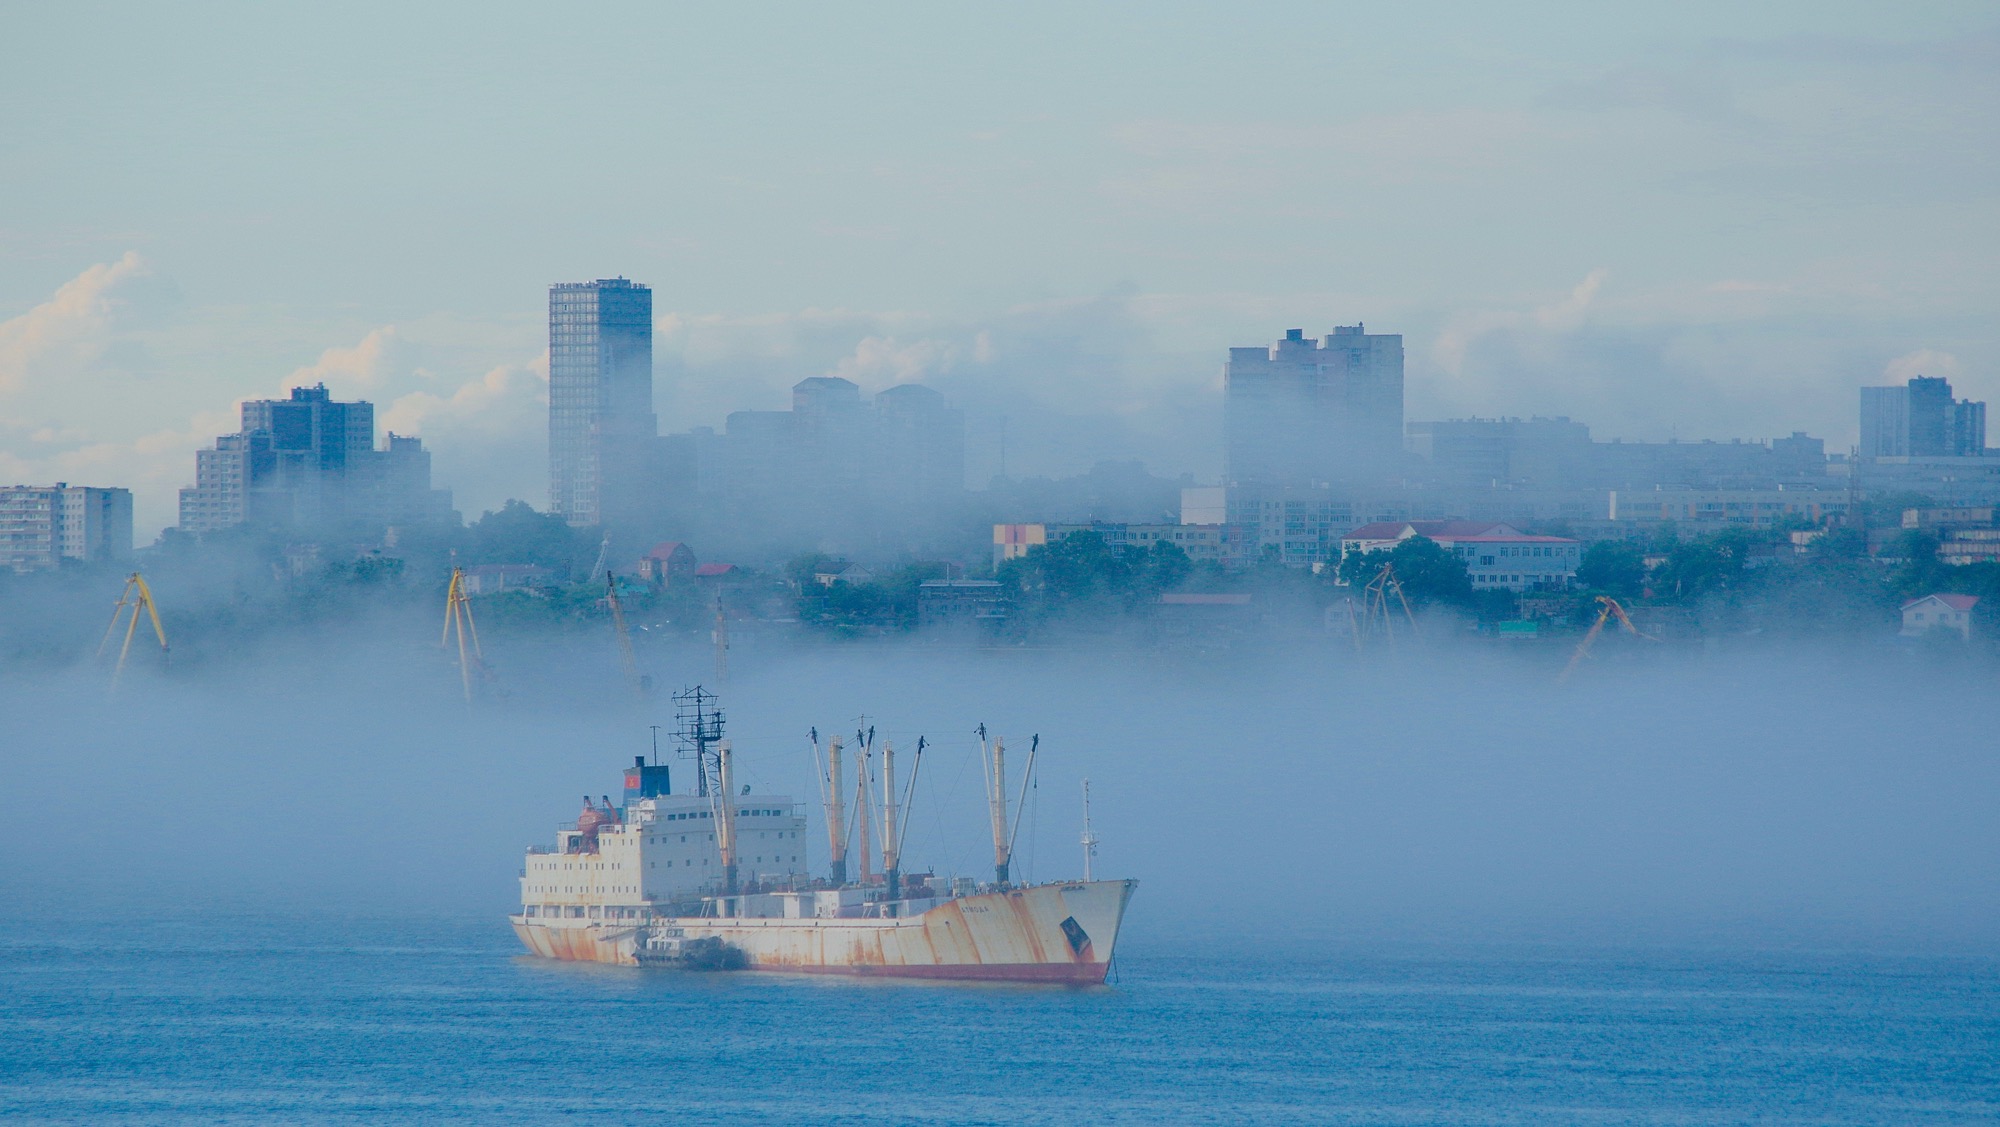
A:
512 879 1136 984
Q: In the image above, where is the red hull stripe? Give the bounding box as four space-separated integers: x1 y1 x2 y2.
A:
755 961 1109 984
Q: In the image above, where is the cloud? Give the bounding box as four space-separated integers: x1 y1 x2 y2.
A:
1433 269 1608 377
1885 349 1961 382
284 326 409 394
830 336 961 385
379 357 548 519
0 252 152 394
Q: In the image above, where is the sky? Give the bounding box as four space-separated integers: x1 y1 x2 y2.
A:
3 2 1997 538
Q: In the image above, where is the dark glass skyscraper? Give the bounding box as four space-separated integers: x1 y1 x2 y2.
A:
549 278 656 527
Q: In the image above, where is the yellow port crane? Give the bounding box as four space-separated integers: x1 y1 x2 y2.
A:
604 572 648 698
99 572 168 691
1558 595 1655 683
1348 561 1417 651
441 566 489 703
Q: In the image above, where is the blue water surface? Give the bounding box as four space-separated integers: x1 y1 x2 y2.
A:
2 915 1995 1124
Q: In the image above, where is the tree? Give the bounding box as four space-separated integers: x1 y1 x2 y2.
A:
464 500 584 574
1337 535 1472 607
1577 541 1646 599
1652 528 1755 603
996 532 1196 624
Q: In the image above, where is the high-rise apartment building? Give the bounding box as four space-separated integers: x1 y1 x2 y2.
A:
1861 376 1987 458
179 385 453 534
0 484 132 570
1225 325 1404 485
549 278 656 527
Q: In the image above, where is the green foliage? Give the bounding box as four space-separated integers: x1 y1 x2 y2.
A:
795 562 952 633
997 533 1196 622
1652 527 1757 602
464 500 583 575
1336 536 1473 607
1809 528 1868 561
1577 541 1646 599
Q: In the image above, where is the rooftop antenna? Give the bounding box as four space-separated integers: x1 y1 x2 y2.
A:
648 724 661 766
99 572 168 692
1080 778 1099 882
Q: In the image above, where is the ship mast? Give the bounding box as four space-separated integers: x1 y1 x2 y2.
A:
1080 778 1098 882
823 734 847 886
853 726 875 884
716 739 739 907
881 740 900 904
672 686 725 798
982 726 1010 886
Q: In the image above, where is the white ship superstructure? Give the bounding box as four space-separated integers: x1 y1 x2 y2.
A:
511 691 1136 983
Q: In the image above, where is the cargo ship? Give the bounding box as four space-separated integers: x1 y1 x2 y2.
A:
510 689 1135 983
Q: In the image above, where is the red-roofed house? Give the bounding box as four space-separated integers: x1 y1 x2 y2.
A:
694 562 740 581
1901 593 1979 639
636 541 697 585
1339 520 1580 592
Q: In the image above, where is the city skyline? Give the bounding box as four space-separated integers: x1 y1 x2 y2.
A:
3 308 1986 551
3 5 1996 537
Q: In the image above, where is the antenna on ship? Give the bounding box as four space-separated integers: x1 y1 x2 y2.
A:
672 685 725 798
1080 778 1099 882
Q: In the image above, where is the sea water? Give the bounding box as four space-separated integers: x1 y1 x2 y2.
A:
2 914 1995 1124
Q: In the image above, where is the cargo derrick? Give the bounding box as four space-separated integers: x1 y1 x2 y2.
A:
512 698 1136 982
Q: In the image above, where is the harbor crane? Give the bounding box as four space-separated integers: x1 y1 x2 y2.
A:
1348 561 1418 650
99 572 168 691
603 572 648 698
441 566 490 703
1558 595 1656 683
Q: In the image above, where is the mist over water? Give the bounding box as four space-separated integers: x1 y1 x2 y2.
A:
8 625 1994 956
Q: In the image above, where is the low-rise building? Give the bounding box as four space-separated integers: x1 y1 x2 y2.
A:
811 560 875 587
1340 520 1580 592
1902 594 1979 639
994 521 1251 568
1939 529 2000 566
461 564 552 595
1903 506 1995 531
636 541 697 585
0 483 133 571
918 579 1005 629
1608 487 1849 527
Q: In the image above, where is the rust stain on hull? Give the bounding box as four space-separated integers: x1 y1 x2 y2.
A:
513 879 1136 983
